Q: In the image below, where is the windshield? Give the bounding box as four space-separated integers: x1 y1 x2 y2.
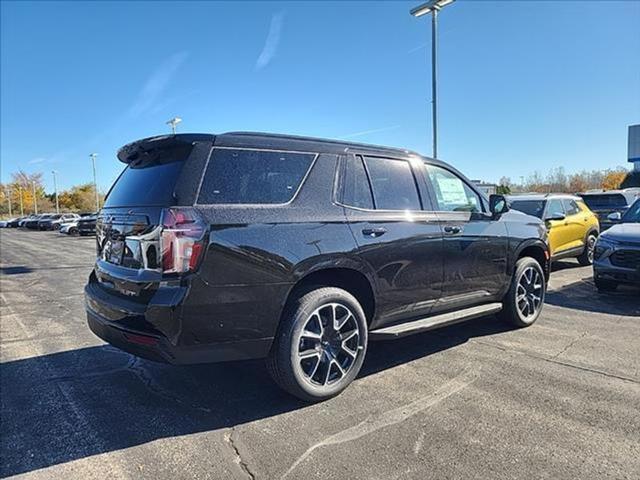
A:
509 200 546 219
580 194 627 209
622 200 640 222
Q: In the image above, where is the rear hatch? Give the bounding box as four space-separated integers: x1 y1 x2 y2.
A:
94 134 213 299
579 194 631 222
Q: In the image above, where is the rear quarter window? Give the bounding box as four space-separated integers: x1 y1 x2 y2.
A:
197 149 315 204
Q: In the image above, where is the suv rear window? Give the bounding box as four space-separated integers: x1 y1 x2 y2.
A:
104 160 185 207
580 194 628 209
197 149 315 204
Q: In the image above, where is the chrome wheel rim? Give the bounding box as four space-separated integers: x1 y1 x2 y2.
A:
296 303 362 387
516 267 543 320
587 236 596 263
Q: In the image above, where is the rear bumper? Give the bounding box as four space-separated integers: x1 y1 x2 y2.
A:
85 280 273 364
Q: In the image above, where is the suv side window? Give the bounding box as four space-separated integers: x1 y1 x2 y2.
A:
198 149 315 204
563 199 580 216
342 156 374 210
546 199 565 218
425 164 482 213
362 156 422 211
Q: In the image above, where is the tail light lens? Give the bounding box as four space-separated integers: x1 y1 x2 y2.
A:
160 208 206 274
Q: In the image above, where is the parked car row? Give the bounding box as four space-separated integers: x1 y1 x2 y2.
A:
0 212 97 235
508 192 640 293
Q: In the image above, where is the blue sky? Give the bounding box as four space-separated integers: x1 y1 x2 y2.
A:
1 1 639 193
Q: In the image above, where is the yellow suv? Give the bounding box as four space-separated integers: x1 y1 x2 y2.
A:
509 194 600 265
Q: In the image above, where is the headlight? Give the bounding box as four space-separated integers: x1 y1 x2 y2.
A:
594 237 618 260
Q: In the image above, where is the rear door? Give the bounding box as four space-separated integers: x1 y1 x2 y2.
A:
423 163 508 311
341 154 444 326
544 198 569 256
562 198 586 251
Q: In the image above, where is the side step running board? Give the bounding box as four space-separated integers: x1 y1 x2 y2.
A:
369 303 503 340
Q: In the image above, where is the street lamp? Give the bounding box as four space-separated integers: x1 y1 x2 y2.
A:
32 181 38 215
5 188 11 217
166 117 182 134
18 186 24 216
90 153 99 212
52 170 59 214
410 0 455 159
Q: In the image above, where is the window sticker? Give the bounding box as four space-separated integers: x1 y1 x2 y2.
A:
436 176 468 205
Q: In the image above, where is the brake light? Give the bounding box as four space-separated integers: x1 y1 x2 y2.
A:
161 208 206 274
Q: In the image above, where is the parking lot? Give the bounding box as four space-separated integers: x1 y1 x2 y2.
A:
1 228 639 479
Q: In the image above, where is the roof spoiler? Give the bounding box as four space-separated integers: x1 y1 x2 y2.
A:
117 134 215 164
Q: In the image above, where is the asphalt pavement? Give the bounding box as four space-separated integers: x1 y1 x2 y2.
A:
1 229 639 479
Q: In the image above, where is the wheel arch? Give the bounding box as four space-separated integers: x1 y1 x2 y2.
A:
514 239 550 281
284 262 377 325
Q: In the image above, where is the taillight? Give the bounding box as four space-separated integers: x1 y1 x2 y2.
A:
160 208 206 274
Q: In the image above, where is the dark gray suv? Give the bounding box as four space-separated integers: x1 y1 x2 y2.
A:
594 199 640 291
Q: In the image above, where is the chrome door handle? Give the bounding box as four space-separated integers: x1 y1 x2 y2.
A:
362 227 387 238
443 225 462 234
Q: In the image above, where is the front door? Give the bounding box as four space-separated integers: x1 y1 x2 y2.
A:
561 198 587 251
545 198 570 256
422 164 509 312
340 154 444 328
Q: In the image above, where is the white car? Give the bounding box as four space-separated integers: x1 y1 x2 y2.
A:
59 221 79 235
51 213 80 230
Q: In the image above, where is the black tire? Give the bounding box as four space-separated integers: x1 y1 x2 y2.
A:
70 228 79 236
499 257 546 328
53 224 61 230
267 287 368 402
594 277 617 292
577 233 597 266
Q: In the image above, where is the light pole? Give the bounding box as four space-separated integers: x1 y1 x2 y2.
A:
410 0 455 159
5 189 11 217
32 181 38 214
52 170 59 214
19 186 24 216
90 153 99 212
166 117 182 134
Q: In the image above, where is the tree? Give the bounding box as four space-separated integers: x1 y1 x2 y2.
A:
0 171 49 216
602 168 628 190
58 183 104 212
568 172 590 193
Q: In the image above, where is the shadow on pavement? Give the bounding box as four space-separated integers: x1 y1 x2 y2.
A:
0 315 511 477
546 278 640 316
550 260 582 273
0 266 33 275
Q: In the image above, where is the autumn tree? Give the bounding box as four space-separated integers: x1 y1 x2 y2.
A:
601 168 628 190
58 183 104 212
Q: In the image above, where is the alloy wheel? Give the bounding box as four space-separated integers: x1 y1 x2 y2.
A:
296 303 362 387
516 267 543 319
587 236 596 264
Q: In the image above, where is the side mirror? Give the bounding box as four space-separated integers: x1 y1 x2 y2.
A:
489 194 509 217
607 212 622 222
546 212 566 222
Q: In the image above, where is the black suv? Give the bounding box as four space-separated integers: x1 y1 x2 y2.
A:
85 133 550 401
